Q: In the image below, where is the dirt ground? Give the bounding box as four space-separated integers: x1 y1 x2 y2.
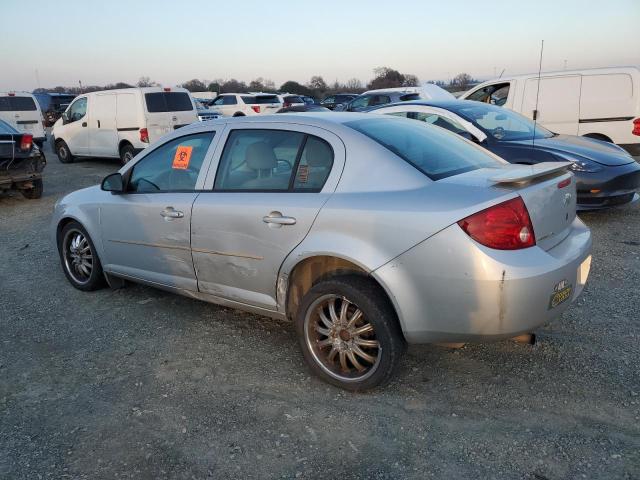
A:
1 141 639 479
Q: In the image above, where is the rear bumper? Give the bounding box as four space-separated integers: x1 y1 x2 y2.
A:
576 161 640 209
373 217 592 343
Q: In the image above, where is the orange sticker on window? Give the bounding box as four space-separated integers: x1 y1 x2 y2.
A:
172 146 193 170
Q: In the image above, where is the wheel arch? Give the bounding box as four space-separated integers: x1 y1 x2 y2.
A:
118 139 134 153
281 254 405 340
582 132 613 143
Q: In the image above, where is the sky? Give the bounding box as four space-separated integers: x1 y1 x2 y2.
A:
1 0 638 91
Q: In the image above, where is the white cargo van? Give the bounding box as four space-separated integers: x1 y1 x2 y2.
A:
51 87 198 164
460 67 640 155
0 92 46 147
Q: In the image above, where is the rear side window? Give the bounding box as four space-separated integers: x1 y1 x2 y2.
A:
346 117 501 180
400 93 421 101
129 132 214 192
214 129 333 192
283 96 303 103
145 92 194 112
0 96 37 111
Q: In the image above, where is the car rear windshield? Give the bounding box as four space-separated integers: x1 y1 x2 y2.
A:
0 96 37 111
345 117 502 180
145 92 194 112
251 95 279 104
283 96 303 103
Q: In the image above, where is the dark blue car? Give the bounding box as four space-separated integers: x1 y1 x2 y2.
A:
369 100 640 209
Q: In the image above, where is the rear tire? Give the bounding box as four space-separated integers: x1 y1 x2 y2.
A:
58 221 105 291
295 275 406 391
583 133 612 143
56 140 74 164
119 143 135 165
232 112 245 117
21 179 43 199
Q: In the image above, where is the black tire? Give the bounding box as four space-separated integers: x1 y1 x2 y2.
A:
56 140 74 164
232 112 245 117
583 133 612 143
119 143 135 165
295 275 406 391
58 221 105 291
21 179 43 199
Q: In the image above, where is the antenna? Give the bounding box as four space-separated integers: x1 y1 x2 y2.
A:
498 68 505 79
532 40 544 147
78 80 83 94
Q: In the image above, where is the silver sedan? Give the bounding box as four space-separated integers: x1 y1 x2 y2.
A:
52 113 592 390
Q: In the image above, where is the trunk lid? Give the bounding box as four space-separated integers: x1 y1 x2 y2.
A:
440 162 576 251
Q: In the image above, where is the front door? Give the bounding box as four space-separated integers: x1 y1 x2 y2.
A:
100 130 216 290
63 97 89 155
191 124 344 310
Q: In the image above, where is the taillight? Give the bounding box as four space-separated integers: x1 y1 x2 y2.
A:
20 133 33 151
457 197 536 250
283 102 291 108
632 118 640 136
139 128 149 143
251 105 261 113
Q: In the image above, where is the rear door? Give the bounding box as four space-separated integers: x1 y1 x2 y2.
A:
0 95 41 137
143 91 197 143
89 93 118 157
521 76 581 135
191 123 345 310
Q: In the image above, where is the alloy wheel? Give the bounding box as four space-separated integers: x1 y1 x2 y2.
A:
63 229 93 285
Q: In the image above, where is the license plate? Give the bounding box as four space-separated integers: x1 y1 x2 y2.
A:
549 284 572 309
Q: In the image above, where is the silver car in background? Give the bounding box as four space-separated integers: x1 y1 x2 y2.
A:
52 113 592 390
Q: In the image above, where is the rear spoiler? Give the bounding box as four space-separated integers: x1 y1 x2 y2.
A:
489 161 571 183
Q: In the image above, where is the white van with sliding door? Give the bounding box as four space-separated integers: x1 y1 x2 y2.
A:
0 92 46 147
460 67 640 155
52 87 198 164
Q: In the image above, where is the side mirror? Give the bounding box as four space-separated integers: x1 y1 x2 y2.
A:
101 172 124 193
62 112 69 124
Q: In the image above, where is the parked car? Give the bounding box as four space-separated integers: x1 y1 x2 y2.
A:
0 119 46 199
0 92 47 147
319 94 357 110
338 90 422 112
34 92 76 127
193 98 220 122
276 105 330 113
460 66 640 155
369 100 640 209
277 94 305 108
52 113 592 390
51 87 198 165
208 93 281 117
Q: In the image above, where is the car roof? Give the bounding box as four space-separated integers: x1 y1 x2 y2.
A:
368 99 470 111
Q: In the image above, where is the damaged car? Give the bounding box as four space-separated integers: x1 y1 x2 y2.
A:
0 119 46 199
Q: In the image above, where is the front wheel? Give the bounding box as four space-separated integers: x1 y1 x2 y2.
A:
56 140 74 164
295 275 406 391
58 221 105 291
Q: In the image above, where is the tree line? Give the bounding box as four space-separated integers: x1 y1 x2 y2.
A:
33 69 478 98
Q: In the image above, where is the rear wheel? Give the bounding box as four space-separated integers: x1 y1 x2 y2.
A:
119 143 135 165
56 140 74 163
295 275 406 391
232 112 245 117
583 133 612 143
58 221 105 291
21 179 43 199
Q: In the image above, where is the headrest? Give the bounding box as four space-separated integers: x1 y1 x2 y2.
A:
246 142 277 170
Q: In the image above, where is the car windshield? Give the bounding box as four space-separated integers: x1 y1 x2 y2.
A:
346 117 502 180
454 103 554 141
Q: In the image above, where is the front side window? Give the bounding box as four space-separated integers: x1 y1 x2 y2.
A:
67 98 87 122
223 96 238 105
349 95 371 110
321 96 335 104
211 96 225 106
370 95 390 106
466 82 510 104
0 96 38 112
346 117 501 180
409 112 467 135
214 129 333 192
128 132 214 192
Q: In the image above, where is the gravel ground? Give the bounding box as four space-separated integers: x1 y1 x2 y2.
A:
0 142 639 480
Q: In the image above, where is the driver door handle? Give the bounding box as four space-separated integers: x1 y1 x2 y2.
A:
160 207 184 219
263 211 296 226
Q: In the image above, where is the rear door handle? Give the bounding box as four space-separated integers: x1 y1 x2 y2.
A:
263 211 296 226
160 207 184 219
